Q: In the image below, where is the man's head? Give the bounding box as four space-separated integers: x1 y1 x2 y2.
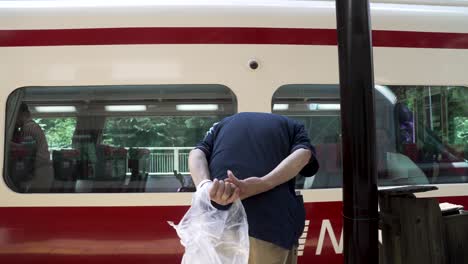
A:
16 103 31 126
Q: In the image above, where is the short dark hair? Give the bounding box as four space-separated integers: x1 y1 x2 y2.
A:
19 103 30 114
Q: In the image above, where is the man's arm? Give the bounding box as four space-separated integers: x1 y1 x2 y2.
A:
227 148 312 200
188 148 211 187
263 148 312 189
188 148 239 205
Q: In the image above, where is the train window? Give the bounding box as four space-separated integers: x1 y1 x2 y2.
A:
378 86 468 186
272 85 343 189
272 85 468 189
4 85 236 193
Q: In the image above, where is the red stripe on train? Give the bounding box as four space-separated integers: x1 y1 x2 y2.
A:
1 27 468 49
0 196 467 264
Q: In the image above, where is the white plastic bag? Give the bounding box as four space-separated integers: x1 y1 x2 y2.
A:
169 181 249 264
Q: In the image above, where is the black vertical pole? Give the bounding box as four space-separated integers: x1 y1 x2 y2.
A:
335 0 379 264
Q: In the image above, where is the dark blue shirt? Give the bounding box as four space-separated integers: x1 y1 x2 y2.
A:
196 112 318 249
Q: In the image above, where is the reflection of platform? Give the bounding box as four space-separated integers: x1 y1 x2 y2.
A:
73 174 191 193
379 185 437 196
146 175 193 192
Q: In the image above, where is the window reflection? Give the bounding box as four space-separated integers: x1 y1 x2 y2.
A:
272 85 468 189
5 85 236 193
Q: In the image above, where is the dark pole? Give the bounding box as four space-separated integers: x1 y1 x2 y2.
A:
335 0 379 264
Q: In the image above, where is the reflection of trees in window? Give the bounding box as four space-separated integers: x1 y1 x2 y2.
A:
447 87 468 146
102 116 223 147
398 87 466 141
453 117 468 145
34 118 76 149
292 116 341 145
389 86 467 161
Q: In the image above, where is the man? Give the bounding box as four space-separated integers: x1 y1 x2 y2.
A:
12 103 53 192
189 112 318 264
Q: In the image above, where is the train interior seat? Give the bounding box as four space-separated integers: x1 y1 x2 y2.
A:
9 141 37 192
51 149 80 192
93 144 128 192
127 148 150 192
311 143 343 189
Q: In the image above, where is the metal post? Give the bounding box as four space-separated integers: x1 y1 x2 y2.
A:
335 0 379 263
174 148 180 172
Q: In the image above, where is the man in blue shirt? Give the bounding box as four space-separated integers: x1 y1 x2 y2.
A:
189 112 318 264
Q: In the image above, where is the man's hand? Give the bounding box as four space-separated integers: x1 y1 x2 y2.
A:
209 178 240 206
225 170 270 200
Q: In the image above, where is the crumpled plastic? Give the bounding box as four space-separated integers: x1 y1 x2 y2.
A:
169 181 249 264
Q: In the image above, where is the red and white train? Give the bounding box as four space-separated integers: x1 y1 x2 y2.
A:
1 1 467 263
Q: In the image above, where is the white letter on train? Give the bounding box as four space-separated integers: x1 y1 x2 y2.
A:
315 219 343 255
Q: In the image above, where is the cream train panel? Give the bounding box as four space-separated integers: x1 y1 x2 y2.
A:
1 45 467 101
0 45 339 108
373 48 468 85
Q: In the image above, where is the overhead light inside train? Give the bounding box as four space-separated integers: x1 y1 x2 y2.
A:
309 103 341 111
35 106 76 113
273 104 289 111
176 104 219 111
105 105 147 112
